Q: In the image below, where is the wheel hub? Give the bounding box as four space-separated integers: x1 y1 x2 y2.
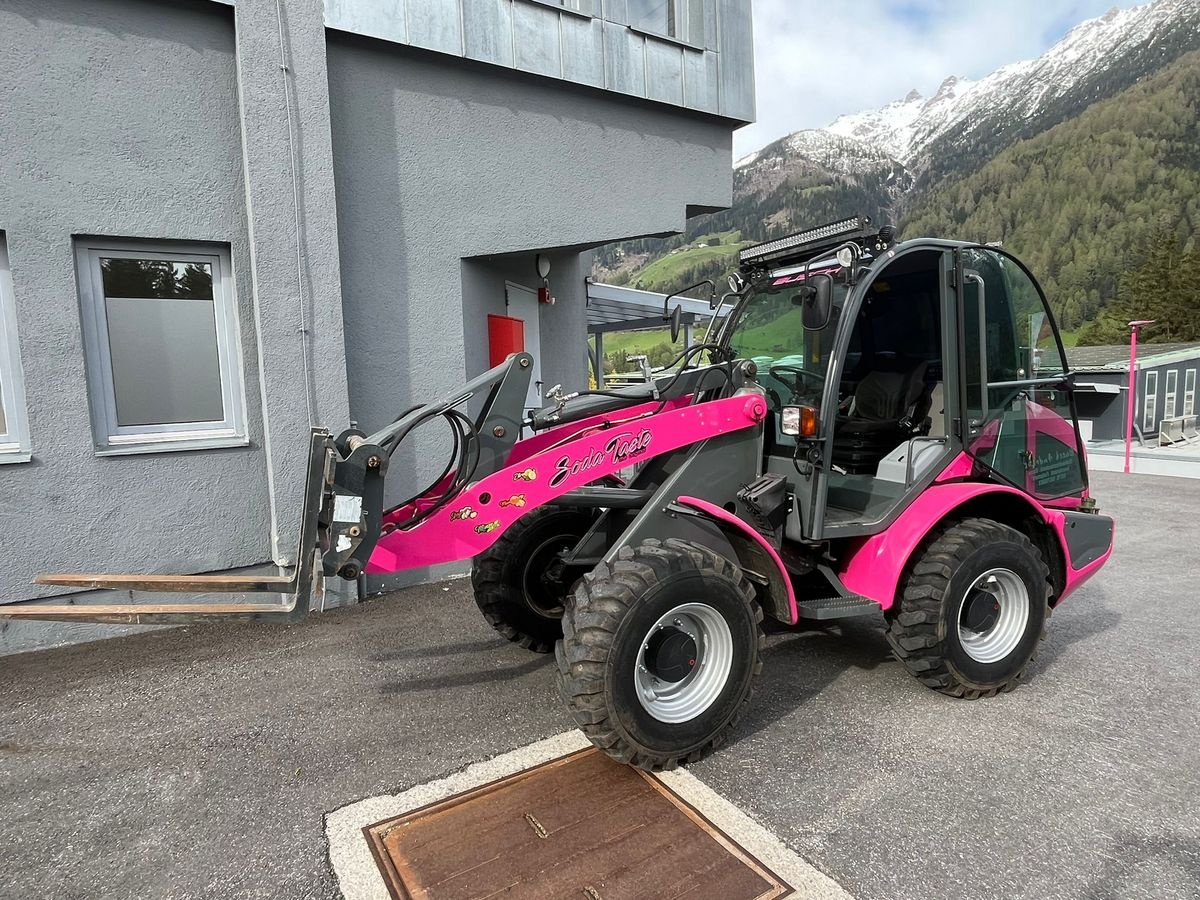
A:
956 568 1030 664
643 628 698 684
521 536 580 619
963 590 1001 633
634 603 734 724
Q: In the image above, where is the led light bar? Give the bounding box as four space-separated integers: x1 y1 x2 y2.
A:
738 215 873 269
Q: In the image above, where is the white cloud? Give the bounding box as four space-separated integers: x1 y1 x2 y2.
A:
735 0 1148 158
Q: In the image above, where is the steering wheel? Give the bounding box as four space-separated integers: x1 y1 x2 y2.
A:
768 365 824 402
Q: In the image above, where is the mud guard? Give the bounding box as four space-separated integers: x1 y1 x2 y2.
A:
838 482 1113 611
674 497 798 626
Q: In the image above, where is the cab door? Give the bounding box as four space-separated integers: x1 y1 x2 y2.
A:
957 248 1087 503
811 246 959 538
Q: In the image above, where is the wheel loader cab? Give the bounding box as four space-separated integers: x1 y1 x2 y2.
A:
732 234 1090 541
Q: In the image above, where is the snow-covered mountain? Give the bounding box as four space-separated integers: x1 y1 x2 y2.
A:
736 0 1200 180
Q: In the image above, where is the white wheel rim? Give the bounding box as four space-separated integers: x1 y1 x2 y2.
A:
957 568 1030 664
634 602 733 724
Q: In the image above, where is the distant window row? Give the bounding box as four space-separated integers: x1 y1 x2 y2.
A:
0 234 246 463
1142 367 1197 432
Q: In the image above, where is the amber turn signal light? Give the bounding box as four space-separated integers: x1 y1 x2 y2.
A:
780 405 819 438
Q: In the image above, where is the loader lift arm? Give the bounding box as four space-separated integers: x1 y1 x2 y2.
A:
0 353 767 625
0 352 538 624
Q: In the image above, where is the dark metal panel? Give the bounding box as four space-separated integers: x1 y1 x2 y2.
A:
645 38 685 106
325 0 409 43
407 0 463 55
1062 512 1115 569
327 0 753 119
513 0 562 77
716 0 754 121
683 48 720 113
603 20 647 97
603 0 630 26
560 12 604 87
702 0 718 49
462 0 513 66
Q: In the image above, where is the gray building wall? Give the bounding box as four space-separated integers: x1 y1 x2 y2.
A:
1134 358 1200 437
0 0 271 601
325 37 732 489
0 0 352 652
0 0 750 648
1075 375 1127 441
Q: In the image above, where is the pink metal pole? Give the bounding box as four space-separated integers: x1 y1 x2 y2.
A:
1125 320 1155 474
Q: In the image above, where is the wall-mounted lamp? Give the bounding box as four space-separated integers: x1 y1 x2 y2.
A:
535 254 555 305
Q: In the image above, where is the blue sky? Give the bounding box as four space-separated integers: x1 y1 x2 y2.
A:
736 0 1147 158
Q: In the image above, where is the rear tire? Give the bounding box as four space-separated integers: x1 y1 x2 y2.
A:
886 517 1050 698
471 507 595 653
557 538 763 770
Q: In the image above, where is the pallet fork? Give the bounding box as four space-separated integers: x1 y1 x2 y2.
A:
0 430 334 624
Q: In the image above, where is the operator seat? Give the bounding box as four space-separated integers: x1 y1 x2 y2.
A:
831 356 934 474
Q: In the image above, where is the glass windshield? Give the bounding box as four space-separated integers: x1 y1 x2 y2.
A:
725 269 850 412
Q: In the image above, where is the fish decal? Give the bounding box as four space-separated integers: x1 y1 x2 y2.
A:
450 506 479 521
499 494 527 509
513 468 537 482
474 520 501 534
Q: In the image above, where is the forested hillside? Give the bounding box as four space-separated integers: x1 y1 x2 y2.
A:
903 51 1200 337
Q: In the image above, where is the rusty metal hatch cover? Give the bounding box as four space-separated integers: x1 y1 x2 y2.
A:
364 748 792 900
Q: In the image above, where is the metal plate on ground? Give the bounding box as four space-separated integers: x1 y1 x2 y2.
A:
364 747 792 900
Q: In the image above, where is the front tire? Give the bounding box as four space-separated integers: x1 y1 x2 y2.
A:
471 507 595 653
886 518 1050 698
557 539 763 770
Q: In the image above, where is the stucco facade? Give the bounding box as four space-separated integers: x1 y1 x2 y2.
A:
0 0 752 651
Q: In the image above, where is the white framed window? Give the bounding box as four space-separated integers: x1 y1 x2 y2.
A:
1184 368 1196 416
1164 369 1178 420
76 240 247 455
628 0 697 41
0 233 32 463
1143 370 1158 432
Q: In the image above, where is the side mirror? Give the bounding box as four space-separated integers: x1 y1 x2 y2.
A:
663 278 714 343
796 274 834 330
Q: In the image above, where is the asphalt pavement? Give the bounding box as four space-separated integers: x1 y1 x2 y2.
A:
1 470 1197 900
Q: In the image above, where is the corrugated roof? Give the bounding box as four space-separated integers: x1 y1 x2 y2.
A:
1066 342 1200 372
585 281 730 331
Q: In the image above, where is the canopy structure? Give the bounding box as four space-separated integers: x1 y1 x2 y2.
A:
585 280 727 387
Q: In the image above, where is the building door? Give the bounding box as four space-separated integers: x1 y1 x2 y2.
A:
505 282 543 415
